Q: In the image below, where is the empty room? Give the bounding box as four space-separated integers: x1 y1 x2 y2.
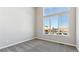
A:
0 7 79 52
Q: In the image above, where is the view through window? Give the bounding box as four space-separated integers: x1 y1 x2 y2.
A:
43 7 70 36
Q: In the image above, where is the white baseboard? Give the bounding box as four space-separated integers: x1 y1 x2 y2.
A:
76 46 79 51
0 38 34 50
35 37 76 47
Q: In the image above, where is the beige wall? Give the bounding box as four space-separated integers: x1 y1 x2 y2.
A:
35 7 76 46
76 7 79 50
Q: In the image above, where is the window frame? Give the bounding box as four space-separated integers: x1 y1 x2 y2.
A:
43 7 70 36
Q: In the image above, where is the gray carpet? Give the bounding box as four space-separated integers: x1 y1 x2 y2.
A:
0 39 78 52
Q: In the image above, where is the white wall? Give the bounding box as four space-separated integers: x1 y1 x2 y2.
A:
0 7 35 49
36 7 76 46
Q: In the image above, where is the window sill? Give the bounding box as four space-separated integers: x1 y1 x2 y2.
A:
42 33 69 37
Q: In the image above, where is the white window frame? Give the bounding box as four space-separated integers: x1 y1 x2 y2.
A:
43 8 70 36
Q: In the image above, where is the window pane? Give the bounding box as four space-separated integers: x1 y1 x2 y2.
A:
50 16 59 35
43 7 70 16
43 17 50 34
59 14 69 35
43 7 69 36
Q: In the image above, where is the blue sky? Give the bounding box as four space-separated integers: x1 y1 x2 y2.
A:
43 7 70 16
43 7 69 28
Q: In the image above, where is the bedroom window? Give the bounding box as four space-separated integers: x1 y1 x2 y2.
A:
43 7 70 36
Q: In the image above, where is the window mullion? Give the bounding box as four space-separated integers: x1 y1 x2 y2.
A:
58 16 59 35
49 16 51 34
